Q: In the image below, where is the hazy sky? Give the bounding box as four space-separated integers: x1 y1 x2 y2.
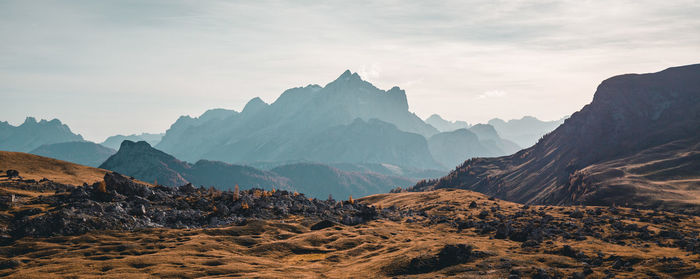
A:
2 0 699 141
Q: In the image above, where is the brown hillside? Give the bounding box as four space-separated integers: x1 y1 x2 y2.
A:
0 151 107 185
2 188 699 278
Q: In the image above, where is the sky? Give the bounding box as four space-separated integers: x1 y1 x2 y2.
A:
2 0 699 142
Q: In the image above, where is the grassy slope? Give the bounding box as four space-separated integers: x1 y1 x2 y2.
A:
0 151 107 185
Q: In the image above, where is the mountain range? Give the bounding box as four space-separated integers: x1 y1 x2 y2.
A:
99 140 414 199
155 71 527 170
424 114 470 132
0 117 83 152
412 64 700 214
0 71 567 199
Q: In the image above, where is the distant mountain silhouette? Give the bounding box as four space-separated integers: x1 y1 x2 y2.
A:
425 114 469 132
0 117 83 152
100 140 288 188
156 71 440 169
427 125 521 169
101 133 164 150
468 124 521 154
488 116 565 148
271 163 413 199
99 141 192 186
412 64 700 213
101 140 416 199
30 141 116 167
429 129 493 169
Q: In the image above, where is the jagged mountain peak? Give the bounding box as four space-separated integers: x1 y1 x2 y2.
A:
426 114 445 121
242 97 269 114
0 116 84 152
22 116 38 124
337 69 361 81
325 70 372 89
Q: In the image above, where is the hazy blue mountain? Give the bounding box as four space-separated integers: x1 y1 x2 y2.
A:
247 161 447 180
271 163 413 199
100 140 289 189
30 141 116 167
468 124 521 155
101 140 418 198
425 114 469 132
487 116 565 148
427 126 523 169
101 133 165 150
428 129 491 168
0 117 84 152
156 71 441 170
327 163 447 180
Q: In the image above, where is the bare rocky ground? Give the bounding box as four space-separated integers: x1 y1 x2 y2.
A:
1 176 699 278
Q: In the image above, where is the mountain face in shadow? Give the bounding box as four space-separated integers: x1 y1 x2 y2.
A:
425 114 469 132
0 117 83 152
101 133 164 150
412 64 700 213
488 116 565 148
101 140 415 199
155 71 440 169
30 141 116 167
99 140 191 186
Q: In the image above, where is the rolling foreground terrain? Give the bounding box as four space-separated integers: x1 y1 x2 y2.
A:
413 64 700 214
1 176 699 278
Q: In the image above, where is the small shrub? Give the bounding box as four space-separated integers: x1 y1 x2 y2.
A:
5 170 19 179
241 202 249 210
348 195 354 204
233 184 240 201
390 187 403 193
96 180 107 193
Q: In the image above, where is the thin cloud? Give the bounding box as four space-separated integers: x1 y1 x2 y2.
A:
1 0 698 141
477 90 507 99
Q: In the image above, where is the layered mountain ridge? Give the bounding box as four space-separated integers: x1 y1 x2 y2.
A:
155 71 439 167
100 140 414 199
155 71 520 170
0 117 83 152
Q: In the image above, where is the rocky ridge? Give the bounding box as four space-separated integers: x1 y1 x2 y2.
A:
5 173 386 239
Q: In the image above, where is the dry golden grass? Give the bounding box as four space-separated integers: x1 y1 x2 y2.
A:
1 189 699 278
0 151 107 185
